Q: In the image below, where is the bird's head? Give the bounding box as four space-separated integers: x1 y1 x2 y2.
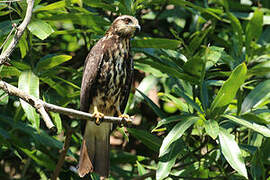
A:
107 15 140 38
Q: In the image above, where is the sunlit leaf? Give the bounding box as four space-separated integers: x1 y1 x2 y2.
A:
223 115 270 137
219 128 248 179
28 20 54 40
210 63 247 116
36 54 72 72
18 71 40 129
204 119 219 139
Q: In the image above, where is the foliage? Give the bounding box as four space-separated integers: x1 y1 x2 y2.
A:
0 0 270 179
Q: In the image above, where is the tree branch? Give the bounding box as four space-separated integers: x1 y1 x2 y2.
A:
51 128 73 180
0 0 34 65
0 80 133 127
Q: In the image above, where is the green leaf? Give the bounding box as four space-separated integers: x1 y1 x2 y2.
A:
132 38 181 49
19 148 56 170
36 54 72 72
152 115 195 132
223 115 270 137
34 0 66 12
156 140 183 180
245 8 263 53
158 92 189 112
204 46 224 70
210 63 247 115
18 71 40 129
218 128 248 179
204 120 219 139
28 20 54 40
128 128 162 152
49 112 62 134
0 89 8 105
241 80 270 113
159 116 199 157
248 60 270 77
174 87 204 114
136 89 166 118
136 161 149 178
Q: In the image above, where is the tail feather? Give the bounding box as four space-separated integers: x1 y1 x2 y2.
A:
78 121 111 178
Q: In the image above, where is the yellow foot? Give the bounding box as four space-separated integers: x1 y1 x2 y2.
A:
118 114 132 125
93 106 104 125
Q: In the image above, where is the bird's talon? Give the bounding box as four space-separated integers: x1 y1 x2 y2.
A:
118 114 131 125
93 107 104 125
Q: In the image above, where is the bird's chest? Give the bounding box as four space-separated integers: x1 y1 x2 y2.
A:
93 42 129 114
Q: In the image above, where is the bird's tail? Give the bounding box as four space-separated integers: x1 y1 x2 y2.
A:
78 121 111 178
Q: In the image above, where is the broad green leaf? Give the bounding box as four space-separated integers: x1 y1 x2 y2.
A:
18 71 40 129
128 128 162 152
157 140 183 180
159 116 199 157
223 115 270 137
28 20 54 40
241 80 270 113
204 120 219 139
0 89 8 105
136 89 166 119
210 63 247 114
36 54 72 72
245 8 263 53
219 128 248 179
132 38 181 49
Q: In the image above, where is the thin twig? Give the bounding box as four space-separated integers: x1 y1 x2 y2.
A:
0 0 34 65
0 80 134 125
51 128 73 180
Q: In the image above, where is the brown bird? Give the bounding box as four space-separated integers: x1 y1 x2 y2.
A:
78 15 140 178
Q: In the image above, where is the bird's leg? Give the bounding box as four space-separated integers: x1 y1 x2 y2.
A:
93 106 104 125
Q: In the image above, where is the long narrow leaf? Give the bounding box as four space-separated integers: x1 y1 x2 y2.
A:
210 63 247 115
159 116 199 157
219 128 248 179
223 115 270 137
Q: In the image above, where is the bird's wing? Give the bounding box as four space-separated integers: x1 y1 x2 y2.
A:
80 39 106 133
120 55 134 113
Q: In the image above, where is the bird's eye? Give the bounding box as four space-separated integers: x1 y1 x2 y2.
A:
124 18 132 24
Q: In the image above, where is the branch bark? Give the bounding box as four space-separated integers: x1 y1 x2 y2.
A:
0 0 34 65
0 80 133 126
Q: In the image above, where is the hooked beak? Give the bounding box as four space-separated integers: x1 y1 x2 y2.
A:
135 25 141 33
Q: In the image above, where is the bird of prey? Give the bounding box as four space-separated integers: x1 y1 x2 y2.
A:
78 15 140 178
